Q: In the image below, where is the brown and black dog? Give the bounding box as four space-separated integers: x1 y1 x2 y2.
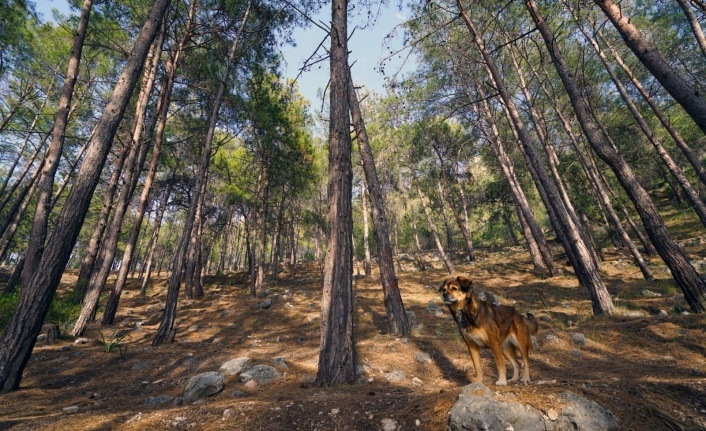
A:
439 275 538 386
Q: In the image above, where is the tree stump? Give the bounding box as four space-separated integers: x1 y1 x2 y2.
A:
45 324 60 345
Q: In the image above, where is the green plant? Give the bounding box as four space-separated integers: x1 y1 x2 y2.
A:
98 330 128 359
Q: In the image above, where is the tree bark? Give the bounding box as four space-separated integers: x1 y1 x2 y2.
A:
349 73 410 336
460 0 613 314
0 0 170 393
676 0 706 58
140 183 172 295
22 0 93 291
526 0 706 311
593 0 706 134
412 170 455 274
154 2 250 345
315 0 356 385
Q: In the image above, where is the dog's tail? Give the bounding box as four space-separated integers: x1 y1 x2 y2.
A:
525 312 538 335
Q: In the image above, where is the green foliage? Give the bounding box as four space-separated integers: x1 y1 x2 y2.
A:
0 290 20 331
98 330 128 359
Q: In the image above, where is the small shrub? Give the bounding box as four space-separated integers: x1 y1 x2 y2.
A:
98 330 128 359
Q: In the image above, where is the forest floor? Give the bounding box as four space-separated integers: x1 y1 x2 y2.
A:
1 233 706 429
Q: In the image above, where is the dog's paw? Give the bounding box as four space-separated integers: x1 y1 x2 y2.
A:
495 379 508 386
519 377 531 385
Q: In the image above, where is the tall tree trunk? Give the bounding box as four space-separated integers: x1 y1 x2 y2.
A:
154 2 250 345
460 1 613 314
574 12 706 228
360 177 372 277
412 170 455 274
316 0 356 386
140 183 172 295
349 73 410 336
0 123 49 215
22 0 93 290
676 0 706 58
596 28 706 187
593 0 706 134
472 86 557 275
0 175 39 263
456 165 476 261
0 81 34 135
270 187 287 282
526 0 706 312
0 0 170 393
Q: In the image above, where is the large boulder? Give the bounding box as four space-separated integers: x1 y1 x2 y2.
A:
183 371 224 404
448 383 618 431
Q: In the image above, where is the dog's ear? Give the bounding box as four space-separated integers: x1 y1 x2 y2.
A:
456 275 473 293
438 279 448 292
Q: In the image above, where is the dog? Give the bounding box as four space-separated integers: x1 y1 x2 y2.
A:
439 275 538 386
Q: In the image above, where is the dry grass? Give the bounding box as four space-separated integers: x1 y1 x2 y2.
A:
0 244 705 430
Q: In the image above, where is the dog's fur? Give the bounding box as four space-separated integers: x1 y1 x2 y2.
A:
439 275 538 386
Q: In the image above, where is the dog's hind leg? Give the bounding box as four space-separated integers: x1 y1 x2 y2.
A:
490 341 508 386
517 336 532 384
503 344 521 383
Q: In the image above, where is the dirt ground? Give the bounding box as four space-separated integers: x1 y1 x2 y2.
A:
1 243 705 431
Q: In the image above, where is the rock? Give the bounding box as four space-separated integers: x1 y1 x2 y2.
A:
259 288 270 298
239 364 281 385
244 379 258 389
412 377 423 386
230 390 248 398
74 338 89 345
641 289 662 297
131 362 149 371
301 373 316 385
183 371 224 404
571 333 586 346
142 395 175 406
545 334 560 343
447 383 618 431
406 310 417 326
219 357 250 377
381 418 397 431
260 299 272 309
385 370 406 382
622 310 646 317
659 310 669 316
223 409 235 420
62 406 79 414
414 352 433 363
555 391 618 430
271 357 288 371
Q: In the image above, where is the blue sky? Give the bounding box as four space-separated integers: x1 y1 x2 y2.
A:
33 0 416 105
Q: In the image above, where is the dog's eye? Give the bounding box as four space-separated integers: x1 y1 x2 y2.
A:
450 286 457 291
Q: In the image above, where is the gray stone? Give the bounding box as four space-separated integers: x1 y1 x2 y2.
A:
259 299 272 309
385 370 406 382
219 357 250 377
183 371 224 404
406 310 417 326
142 395 175 406
554 391 619 430
641 289 662 297
239 364 281 385
571 333 586 346
271 357 288 371
131 362 149 371
415 352 433 363
447 383 618 431
230 390 248 398
62 406 79 414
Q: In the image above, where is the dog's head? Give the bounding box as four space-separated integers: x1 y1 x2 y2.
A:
439 275 474 307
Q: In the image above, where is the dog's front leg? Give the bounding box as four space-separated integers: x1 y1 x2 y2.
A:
466 343 483 383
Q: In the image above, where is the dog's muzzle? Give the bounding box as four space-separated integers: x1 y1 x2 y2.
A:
442 293 458 305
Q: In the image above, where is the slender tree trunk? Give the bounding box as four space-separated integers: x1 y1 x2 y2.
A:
460 1 613 314
574 13 706 228
0 175 39 263
0 128 48 215
0 161 43 241
593 0 706 133
0 0 170 393
154 2 250 345
270 188 287 282
526 0 706 312
472 87 556 275
349 73 410 335
412 170 455 274
360 177 372 277
22 0 93 290
140 183 172 295
676 0 706 58
596 29 706 187
316 0 356 386
0 80 33 134
456 167 476 261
